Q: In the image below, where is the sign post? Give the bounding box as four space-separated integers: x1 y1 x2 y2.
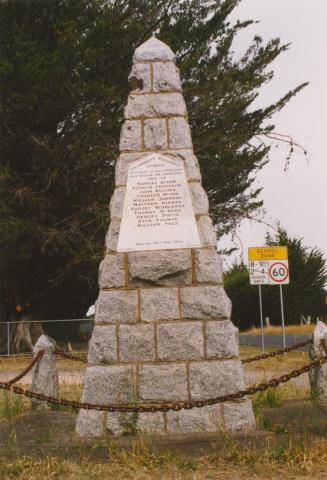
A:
248 246 290 351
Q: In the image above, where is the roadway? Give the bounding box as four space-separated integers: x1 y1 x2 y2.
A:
239 333 311 351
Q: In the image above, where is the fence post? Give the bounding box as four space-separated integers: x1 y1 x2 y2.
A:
7 322 10 357
309 321 327 400
31 334 59 409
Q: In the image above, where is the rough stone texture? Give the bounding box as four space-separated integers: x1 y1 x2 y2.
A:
189 183 209 216
115 152 149 186
144 118 167 149
167 405 222 434
119 120 142 151
133 37 175 62
110 187 125 220
95 290 138 324
173 150 201 181
76 409 105 437
157 322 204 361
139 364 188 402
125 93 186 119
87 326 117 364
189 360 245 400
31 335 58 409
206 320 239 359
168 117 192 149
99 254 125 289
195 248 223 284
105 219 120 252
119 324 155 362
140 288 179 321
196 216 217 247
107 411 165 435
309 321 327 400
153 62 181 92
223 400 256 432
82 365 137 404
128 62 151 94
128 250 192 286
180 286 232 320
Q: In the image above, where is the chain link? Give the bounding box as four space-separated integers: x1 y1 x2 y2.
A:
241 339 312 364
6 350 44 386
55 349 87 363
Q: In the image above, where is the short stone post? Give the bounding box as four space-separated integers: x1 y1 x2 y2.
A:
31 334 59 409
309 321 327 400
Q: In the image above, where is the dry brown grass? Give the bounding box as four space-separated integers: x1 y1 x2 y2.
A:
243 324 315 336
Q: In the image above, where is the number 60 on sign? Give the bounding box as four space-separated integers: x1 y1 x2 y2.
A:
248 247 290 285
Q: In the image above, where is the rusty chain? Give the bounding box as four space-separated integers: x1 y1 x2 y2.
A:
1 350 326 413
241 339 312 364
55 349 87 363
6 350 44 386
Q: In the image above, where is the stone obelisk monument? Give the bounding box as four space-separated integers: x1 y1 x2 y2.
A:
76 37 255 437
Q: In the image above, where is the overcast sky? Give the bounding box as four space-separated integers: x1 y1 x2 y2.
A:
219 0 327 266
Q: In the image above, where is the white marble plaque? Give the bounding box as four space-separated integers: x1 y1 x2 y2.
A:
117 154 201 252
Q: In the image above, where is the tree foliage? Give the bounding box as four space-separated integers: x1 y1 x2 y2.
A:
225 229 327 330
0 0 307 324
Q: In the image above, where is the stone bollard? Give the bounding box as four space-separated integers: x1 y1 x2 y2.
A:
309 321 327 400
31 334 59 409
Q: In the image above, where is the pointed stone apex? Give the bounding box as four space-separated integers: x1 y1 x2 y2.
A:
133 37 175 62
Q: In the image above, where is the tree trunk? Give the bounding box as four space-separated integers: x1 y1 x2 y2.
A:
11 315 45 353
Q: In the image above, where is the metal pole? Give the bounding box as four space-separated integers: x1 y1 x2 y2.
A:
280 284 286 350
258 285 264 353
7 322 10 357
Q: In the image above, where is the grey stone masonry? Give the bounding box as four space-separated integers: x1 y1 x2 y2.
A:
31 335 58 410
76 37 255 437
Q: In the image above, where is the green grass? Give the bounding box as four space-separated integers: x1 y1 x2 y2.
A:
0 391 27 420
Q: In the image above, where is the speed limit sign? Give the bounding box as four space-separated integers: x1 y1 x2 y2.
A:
268 261 289 284
248 247 290 285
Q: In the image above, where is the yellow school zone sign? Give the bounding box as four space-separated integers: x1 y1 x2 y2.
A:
248 246 288 261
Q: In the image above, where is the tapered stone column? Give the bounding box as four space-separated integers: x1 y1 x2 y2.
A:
76 37 255 437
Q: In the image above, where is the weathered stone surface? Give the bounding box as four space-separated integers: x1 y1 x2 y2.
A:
140 288 179 321
157 322 204 361
223 400 256 432
196 216 217 247
115 152 150 186
95 290 138 324
87 325 117 364
128 250 192 286
133 37 175 62
309 321 327 400
144 118 167 149
82 365 137 404
76 409 104 437
168 117 192 149
128 62 151 93
173 150 201 181
31 335 58 409
206 320 239 359
189 360 245 400
105 220 121 252
119 324 155 362
107 411 164 435
167 405 222 434
110 187 125 220
189 182 209 216
139 364 188 402
180 286 232 320
195 248 223 284
119 120 142 151
125 93 186 119
99 254 125 289
153 62 181 92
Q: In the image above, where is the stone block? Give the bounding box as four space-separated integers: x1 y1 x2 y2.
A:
119 120 142 151
105 220 121 252
119 324 155 362
115 152 148 186
128 250 192 286
168 117 192 149
157 322 204 361
153 62 181 92
31 335 58 409
76 409 105 437
167 405 222 434
140 288 179 322
133 37 175 62
110 187 125 220
87 326 117 364
195 248 223 284
171 150 201 181
223 400 256 432
99 253 125 289
144 118 167 149
180 286 232 320
189 360 245 400
196 216 217 247
95 290 138 324
206 320 239 359
128 62 151 93
189 182 209 215
125 93 186 119
82 365 137 404
107 411 164 435
138 364 188 402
